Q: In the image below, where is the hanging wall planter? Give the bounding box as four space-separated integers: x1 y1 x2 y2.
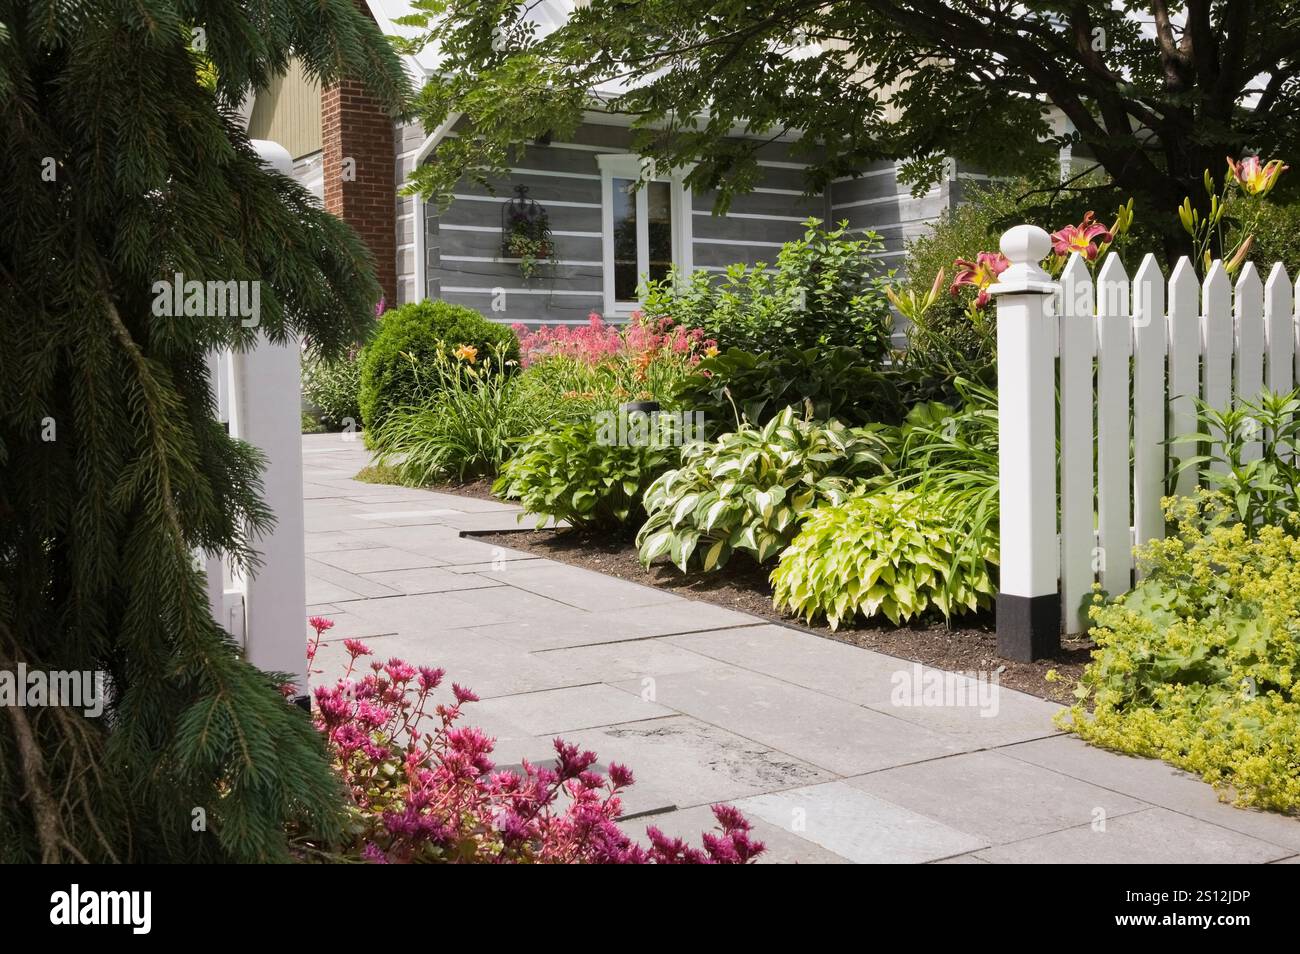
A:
501 184 555 280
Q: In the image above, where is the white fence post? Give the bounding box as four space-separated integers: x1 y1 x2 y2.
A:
231 342 309 694
990 225 1060 661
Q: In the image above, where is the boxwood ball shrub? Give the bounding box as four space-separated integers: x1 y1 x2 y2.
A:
1061 494 1300 813
636 407 888 572
494 413 683 530
358 300 519 434
770 489 997 627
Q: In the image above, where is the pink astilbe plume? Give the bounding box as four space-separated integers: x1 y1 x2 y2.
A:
307 620 763 864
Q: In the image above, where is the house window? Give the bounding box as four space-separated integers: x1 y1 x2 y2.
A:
598 155 691 316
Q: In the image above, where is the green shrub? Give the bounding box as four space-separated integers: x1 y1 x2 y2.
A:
641 219 894 361
636 407 888 572
1169 387 1300 530
302 348 363 430
494 413 683 530
1236 200 1300 277
1062 494 1300 813
672 345 902 436
358 300 519 434
771 489 997 627
371 344 557 484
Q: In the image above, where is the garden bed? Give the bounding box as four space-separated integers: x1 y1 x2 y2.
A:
472 525 1091 706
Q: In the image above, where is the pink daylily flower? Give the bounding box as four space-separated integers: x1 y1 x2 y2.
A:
1227 155 1288 196
1050 211 1113 261
949 251 1010 307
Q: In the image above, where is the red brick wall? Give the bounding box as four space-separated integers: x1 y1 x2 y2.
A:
321 5 397 306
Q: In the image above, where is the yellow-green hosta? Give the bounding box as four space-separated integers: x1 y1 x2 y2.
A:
770 490 997 628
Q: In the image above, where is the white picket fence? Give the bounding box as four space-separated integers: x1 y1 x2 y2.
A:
199 139 309 694
992 224 1299 659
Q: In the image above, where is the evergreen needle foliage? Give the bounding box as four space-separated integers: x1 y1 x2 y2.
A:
0 0 409 861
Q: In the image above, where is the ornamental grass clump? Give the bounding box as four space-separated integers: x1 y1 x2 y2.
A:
305 620 764 863
1061 494 1300 813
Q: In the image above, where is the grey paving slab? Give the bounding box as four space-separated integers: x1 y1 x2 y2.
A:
610 666 971 775
1001 735 1300 852
480 561 685 611
932 853 990 864
671 625 1062 747
311 629 576 698
472 683 676 735
340 591 517 632
306 576 371 605
737 781 988 863
359 565 507 596
467 605 763 653
445 558 545 574
620 804 852 864
312 546 447 574
848 751 1147 845
561 715 834 811
304 608 397 641
974 807 1292 864
304 530 381 553
537 639 733 684
306 559 404 599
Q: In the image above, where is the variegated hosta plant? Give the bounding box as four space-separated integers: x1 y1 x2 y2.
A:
635 407 888 572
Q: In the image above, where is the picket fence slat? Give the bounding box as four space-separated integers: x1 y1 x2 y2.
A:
1167 259 1201 498
1058 255 1095 633
1131 254 1166 572
1095 255 1132 594
1235 264 1265 462
1264 264 1294 395
1202 263 1233 475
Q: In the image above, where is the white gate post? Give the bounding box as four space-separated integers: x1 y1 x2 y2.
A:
233 139 309 698
231 341 308 695
989 225 1060 660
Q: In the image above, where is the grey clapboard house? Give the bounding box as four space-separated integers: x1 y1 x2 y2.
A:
249 0 981 342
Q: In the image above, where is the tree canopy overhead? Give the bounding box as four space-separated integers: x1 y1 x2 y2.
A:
402 0 1300 239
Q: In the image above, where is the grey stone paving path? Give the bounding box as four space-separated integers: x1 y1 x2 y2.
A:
301 433 1300 864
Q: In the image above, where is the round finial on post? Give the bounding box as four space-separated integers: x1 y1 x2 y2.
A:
991 224 1054 293
1000 224 1051 265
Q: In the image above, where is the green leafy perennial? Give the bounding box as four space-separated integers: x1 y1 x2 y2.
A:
495 415 681 530
771 490 997 627
1062 494 1300 813
636 408 887 572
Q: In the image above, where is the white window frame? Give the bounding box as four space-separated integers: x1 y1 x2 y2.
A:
597 154 693 317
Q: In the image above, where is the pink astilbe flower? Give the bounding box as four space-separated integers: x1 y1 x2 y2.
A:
1050 211 1113 261
306 618 764 865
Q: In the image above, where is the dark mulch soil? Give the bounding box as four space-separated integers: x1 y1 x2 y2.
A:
428 478 498 501
473 525 1092 706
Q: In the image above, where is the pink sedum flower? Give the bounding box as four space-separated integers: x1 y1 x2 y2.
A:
304 616 764 865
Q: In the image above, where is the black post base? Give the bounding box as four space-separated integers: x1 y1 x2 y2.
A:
291 694 311 713
996 593 1061 662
